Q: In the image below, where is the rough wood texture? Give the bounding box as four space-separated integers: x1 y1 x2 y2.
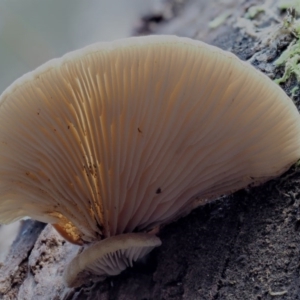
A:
2 0 300 299
0 220 46 299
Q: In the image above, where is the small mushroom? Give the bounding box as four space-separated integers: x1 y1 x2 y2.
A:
0 35 300 286
64 233 161 287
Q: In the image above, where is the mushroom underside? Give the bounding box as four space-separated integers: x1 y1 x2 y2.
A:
63 232 162 287
0 35 300 245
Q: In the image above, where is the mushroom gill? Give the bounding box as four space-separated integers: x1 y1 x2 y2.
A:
0 35 299 286
64 233 161 287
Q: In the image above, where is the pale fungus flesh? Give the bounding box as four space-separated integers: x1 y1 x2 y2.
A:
64 233 161 287
0 35 300 286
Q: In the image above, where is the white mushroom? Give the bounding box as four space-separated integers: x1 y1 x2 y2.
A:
64 233 161 287
0 35 299 286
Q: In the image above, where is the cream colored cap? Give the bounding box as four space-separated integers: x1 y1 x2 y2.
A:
0 35 299 244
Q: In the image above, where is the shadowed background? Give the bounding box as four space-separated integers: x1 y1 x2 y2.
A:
0 0 154 93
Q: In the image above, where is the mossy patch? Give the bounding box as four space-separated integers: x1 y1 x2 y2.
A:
274 4 300 84
274 38 300 84
278 0 300 16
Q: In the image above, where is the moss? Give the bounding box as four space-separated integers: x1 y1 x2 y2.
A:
291 85 299 98
208 10 231 29
274 6 300 84
274 40 300 84
244 5 265 19
278 0 300 16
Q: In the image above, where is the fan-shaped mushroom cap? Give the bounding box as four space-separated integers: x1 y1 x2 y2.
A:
0 35 299 248
64 233 161 287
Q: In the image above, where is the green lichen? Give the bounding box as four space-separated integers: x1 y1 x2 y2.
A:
208 10 231 29
274 6 300 84
291 85 299 97
274 40 300 84
244 5 265 19
278 0 300 16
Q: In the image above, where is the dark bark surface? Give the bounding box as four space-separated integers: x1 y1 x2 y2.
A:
2 0 300 299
